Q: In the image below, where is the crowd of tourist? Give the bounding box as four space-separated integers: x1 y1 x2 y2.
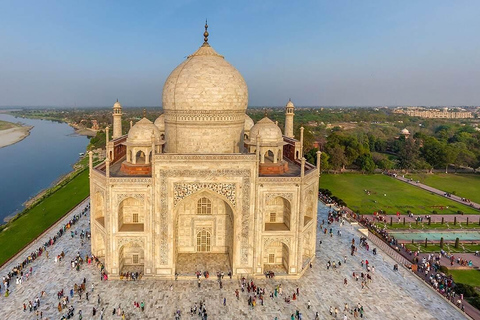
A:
0 204 90 297
318 192 337 206
355 204 476 316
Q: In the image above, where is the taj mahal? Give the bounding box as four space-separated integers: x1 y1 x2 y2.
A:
88 24 321 280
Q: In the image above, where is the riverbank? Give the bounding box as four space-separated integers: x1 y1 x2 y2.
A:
0 169 90 266
68 122 97 137
11 152 102 220
0 120 33 148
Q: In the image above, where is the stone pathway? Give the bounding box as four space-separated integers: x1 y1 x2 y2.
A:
0 200 469 320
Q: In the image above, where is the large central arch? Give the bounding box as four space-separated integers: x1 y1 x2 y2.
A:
174 189 235 275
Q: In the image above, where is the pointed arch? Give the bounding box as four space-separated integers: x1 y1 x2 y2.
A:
265 196 291 231
263 240 290 274
94 192 105 227
118 197 144 232
118 242 144 276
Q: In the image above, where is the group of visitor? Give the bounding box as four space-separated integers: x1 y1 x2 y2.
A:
0 205 90 297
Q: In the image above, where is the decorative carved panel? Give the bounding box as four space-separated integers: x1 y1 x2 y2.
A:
110 178 152 184
117 193 145 203
265 192 293 203
117 237 145 249
174 182 236 207
263 237 292 250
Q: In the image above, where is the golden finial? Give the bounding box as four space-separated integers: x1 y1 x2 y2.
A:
203 19 209 44
143 108 146 118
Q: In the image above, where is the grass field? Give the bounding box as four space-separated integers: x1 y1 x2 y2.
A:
320 173 476 215
448 269 480 287
405 173 480 204
0 169 89 266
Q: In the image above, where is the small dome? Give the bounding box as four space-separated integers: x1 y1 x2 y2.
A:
154 114 165 131
127 118 162 145
249 117 284 145
286 100 295 109
401 128 410 135
113 100 122 109
244 114 254 132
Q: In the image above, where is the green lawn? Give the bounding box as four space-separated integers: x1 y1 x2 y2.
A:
320 173 476 215
0 169 89 266
405 173 480 204
448 270 480 287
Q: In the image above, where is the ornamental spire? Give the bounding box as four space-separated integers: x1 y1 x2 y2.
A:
203 19 209 45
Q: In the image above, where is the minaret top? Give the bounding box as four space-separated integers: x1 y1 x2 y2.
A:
286 99 295 110
203 19 209 46
113 99 122 111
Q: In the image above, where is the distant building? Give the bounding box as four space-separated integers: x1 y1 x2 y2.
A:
91 120 99 130
400 128 410 139
394 108 473 119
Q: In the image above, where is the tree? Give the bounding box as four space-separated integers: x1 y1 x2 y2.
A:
305 148 318 165
320 152 330 172
372 153 395 170
421 137 446 169
444 144 458 173
356 154 376 174
327 144 347 173
397 137 420 171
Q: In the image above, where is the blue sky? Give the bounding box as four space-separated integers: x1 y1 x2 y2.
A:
0 0 479 107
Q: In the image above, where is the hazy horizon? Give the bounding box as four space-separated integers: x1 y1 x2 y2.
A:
1 1 479 107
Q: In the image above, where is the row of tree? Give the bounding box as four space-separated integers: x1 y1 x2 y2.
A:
304 122 480 173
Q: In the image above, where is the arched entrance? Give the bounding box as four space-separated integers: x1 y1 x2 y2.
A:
174 190 235 276
94 192 105 227
264 241 290 275
264 196 291 231
94 233 106 259
118 243 145 277
118 197 144 232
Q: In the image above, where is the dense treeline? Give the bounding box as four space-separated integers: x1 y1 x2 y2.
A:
10 107 480 171
288 109 480 173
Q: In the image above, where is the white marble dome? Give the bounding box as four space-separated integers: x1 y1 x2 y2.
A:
161 41 248 154
127 118 162 145
244 114 254 132
249 117 284 145
154 114 165 131
163 44 248 112
401 128 410 135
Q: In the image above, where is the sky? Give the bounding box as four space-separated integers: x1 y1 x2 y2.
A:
0 0 479 107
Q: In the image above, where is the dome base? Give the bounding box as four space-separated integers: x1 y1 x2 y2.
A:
259 161 288 175
120 161 151 175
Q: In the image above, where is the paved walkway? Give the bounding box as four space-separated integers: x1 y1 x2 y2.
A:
0 201 469 320
365 213 480 224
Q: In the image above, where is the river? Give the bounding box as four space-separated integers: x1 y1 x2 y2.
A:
0 113 90 223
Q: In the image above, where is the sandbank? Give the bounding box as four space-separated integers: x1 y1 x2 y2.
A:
0 124 33 148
